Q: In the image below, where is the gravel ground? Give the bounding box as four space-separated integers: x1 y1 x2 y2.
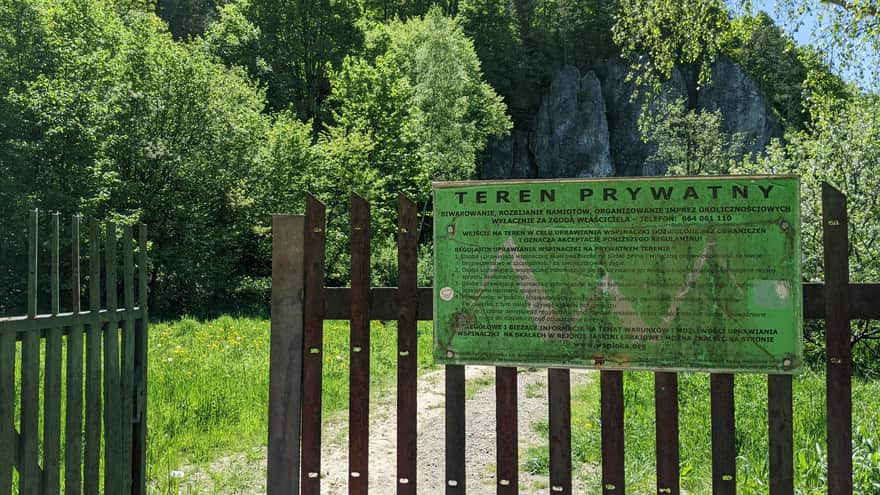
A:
182 366 596 494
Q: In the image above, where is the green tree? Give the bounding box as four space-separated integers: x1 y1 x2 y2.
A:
361 0 456 21
156 0 217 39
725 11 849 129
613 0 730 103
726 12 810 128
458 0 521 100
0 0 126 313
311 8 511 282
208 0 362 125
734 93 880 375
107 14 270 314
0 0 272 315
772 0 880 84
533 0 616 65
644 98 748 176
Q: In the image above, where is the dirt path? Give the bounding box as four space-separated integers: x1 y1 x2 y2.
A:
183 367 595 494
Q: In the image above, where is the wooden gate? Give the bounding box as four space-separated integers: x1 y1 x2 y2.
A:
0 210 149 495
268 184 880 494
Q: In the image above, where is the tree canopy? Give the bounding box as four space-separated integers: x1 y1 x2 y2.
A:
2 0 878 323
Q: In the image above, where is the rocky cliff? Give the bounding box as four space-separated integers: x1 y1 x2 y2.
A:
481 58 780 180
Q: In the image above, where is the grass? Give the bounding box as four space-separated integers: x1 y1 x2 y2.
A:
523 370 880 494
146 316 437 491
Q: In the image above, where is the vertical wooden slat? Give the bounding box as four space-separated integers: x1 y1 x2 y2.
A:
121 225 136 493
349 195 371 495
267 215 306 495
550 369 572 494
131 223 149 495
446 365 466 494
710 373 736 495
20 209 42 495
104 221 122 494
768 374 793 494
43 213 62 495
600 370 623 495
84 219 102 495
397 194 418 495
822 183 852 494
496 367 518 494
66 215 84 495
0 311 15 495
655 372 679 495
301 194 326 495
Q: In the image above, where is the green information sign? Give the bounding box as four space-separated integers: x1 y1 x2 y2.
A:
433 176 802 373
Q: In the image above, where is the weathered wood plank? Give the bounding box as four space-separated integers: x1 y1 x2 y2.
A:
822 183 852 495
104 222 123 494
267 215 305 495
42 213 62 495
65 215 84 495
20 209 42 495
550 369 572 494
0 329 15 495
349 196 371 495
121 224 136 493
768 374 793 494
301 195 326 495
84 219 102 495
132 223 149 495
445 365 466 495
397 194 418 495
496 367 518 495
710 373 736 495
1 308 145 335
802 283 880 319
600 370 624 495
655 372 679 495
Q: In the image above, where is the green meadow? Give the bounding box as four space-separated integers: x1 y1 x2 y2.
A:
523 371 880 494
146 316 437 492
145 317 880 494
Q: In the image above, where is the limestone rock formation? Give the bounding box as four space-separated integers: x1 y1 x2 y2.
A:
698 57 780 157
531 67 613 178
599 59 688 177
481 58 779 180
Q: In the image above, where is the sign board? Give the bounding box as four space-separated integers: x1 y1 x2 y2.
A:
432 176 802 373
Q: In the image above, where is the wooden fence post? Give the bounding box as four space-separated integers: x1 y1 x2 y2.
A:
132 223 149 495
397 195 418 495
655 372 680 495
84 218 102 495
496 366 518 494
43 213 62 495
66 215 84 494
267 214 306 495
20 209 41 495
349 195 371 495
768 374 793 494
446 364 466 494
822 183 852 494
600 370 623 495
301 195 326 495
710 373 736 495
104 222 123 494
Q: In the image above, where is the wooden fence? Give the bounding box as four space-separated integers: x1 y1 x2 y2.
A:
0 211 148 495
268 184 880 495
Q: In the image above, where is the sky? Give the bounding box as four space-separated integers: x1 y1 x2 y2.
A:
727 0 877 88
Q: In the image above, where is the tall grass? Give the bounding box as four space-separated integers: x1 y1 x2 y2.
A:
146 316 436 487
525 370 880 493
